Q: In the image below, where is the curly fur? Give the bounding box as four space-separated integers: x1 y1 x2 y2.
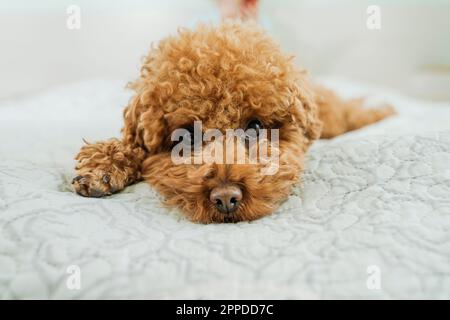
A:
73 23 395 223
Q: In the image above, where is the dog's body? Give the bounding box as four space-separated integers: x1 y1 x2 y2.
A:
73 23 394 223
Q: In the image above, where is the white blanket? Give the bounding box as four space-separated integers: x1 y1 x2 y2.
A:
0 78 449 299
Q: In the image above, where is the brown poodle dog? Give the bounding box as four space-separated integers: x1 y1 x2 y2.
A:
72 23 394 223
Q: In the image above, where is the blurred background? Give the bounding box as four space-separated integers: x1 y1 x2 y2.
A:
0 0 449 101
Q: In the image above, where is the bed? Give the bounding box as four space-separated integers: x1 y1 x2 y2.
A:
0 78 449 299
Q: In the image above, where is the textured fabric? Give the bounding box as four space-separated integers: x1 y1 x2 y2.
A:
0 78 449 299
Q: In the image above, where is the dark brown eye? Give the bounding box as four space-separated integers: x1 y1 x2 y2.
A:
171 125 196 150
245 119 264 138
184 126 195 146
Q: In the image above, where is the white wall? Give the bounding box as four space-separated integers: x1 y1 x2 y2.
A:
0 0 215 100
264 0 450 100
0 0 449 101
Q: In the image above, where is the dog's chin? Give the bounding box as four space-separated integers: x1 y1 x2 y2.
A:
211 212 240 224
184 203 238 224
184 194 279 224
190 210 248 224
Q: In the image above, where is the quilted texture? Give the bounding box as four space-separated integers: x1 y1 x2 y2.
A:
0 78 449 299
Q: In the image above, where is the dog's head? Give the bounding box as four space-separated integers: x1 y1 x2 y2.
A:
123 23 322 223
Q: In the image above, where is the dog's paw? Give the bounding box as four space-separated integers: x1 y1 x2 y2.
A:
72 172 120 198
72 138 145 198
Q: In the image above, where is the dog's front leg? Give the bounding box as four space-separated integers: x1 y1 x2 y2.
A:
72 138 145 197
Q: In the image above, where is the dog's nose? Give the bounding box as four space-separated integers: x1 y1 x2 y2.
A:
210 184 243 214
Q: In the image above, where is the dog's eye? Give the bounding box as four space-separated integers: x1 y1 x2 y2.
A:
183 126 196 146
171 125 196 149
245 118 264 138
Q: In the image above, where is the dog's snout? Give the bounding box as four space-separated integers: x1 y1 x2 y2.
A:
210 184 242 214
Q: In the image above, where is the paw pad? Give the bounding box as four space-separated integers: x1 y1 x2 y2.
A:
72 175 109 198
102 174 110 184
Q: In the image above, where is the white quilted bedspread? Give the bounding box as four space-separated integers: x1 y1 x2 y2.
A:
0 78 449 299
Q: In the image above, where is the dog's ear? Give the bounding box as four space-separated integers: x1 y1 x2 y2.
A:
122 42 172 154
122 90 166 154
289 76 323 143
